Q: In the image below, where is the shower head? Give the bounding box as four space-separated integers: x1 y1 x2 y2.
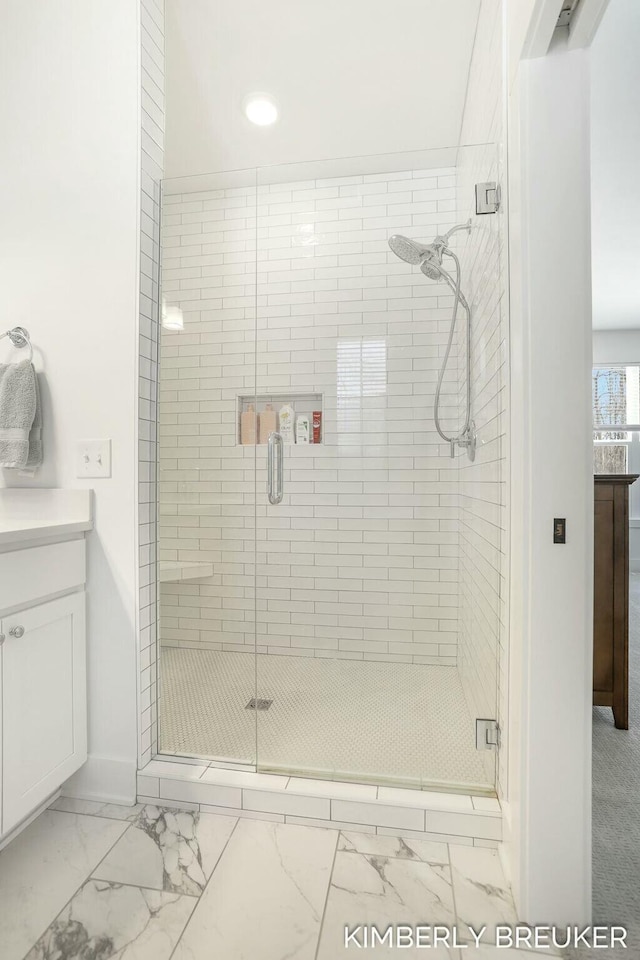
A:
420 250 445 281
387 235 430 265
388 234 445 279
388 221 471 280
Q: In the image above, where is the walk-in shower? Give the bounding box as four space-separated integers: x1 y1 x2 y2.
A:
389 221 475 460
155 147 505 796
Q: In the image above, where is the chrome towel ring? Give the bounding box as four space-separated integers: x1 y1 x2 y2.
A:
0 327 33 361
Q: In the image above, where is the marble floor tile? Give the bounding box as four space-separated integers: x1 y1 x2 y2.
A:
50 796 145 821
92 806 238 896
339 830 449 864
24 879 196 960
317 849 457 959
171 818 338 960
470 947 564 958
0 810 129 960
449 845 517 940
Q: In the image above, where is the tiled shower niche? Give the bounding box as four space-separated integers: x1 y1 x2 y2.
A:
237 394 323 445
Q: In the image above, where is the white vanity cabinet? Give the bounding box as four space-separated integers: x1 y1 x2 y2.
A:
0 532 89 839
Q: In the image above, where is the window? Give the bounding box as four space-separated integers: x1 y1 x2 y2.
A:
337 338 387 400
336 338 388 441
592 365 640 475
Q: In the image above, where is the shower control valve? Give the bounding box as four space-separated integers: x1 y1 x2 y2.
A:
450 423 477 462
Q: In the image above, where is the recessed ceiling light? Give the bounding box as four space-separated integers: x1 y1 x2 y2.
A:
243 94 278 126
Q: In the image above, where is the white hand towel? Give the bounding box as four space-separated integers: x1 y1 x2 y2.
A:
0 360 38 469
22 371 43 473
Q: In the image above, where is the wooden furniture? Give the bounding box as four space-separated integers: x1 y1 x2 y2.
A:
594 474 638 728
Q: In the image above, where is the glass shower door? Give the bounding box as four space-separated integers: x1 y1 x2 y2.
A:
157 168 259 765
155 145 503 794
253 148 502 792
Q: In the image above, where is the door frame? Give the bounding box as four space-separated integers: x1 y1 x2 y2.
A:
506 0 610 926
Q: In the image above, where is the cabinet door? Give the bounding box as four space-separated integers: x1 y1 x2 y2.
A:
2 592 87 834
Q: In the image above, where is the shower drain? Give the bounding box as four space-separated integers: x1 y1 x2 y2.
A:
245 698 273 711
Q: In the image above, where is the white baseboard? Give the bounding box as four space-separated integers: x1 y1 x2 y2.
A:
498 798 516 915
0 790 61 851
63 754 137 805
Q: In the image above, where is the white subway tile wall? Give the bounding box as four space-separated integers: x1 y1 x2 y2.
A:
136 761 502 843
158 165 467 666
138 0 164 767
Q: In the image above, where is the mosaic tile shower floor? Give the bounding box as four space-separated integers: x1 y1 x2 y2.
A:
159 647 491 789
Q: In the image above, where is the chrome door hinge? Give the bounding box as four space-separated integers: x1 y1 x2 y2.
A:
475 182 501 215
557 0 579 28
476 718 500 751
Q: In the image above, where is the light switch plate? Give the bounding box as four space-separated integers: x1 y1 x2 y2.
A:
76 439 112 479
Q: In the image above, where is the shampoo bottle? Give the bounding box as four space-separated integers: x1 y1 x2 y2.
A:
240 403 257 445
259 403 277 444
279 403 294 443
312 411 322 444
296 415 310 444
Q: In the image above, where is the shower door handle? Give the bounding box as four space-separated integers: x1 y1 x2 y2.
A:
267 431 284 505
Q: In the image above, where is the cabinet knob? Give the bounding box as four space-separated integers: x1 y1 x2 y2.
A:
9 625 25 638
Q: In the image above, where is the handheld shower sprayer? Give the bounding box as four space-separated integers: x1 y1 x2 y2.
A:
387 220 476 460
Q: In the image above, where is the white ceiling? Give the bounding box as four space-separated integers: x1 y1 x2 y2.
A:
591 0 640 331
164 0 481 179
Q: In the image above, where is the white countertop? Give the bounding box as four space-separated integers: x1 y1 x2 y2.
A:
0 489 93 546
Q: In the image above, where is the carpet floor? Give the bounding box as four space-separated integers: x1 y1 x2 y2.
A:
571 572 640 958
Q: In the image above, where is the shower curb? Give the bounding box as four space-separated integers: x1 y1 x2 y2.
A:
137 757 502 846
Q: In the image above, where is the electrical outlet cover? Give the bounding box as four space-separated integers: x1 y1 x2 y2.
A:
76 439 112 479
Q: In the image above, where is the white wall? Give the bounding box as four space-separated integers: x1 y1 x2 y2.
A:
591 0 640 330
593 329 640 364
164 0 480 176
507 27 593 924
0 1 141 802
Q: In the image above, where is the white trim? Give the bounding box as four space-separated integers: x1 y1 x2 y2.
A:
593 426 640 433
522 0 565 59
134 0 143 768
137 758 503 843
0 791 61 852
62 754 137 805
508 37 593 924
568 0 611 49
